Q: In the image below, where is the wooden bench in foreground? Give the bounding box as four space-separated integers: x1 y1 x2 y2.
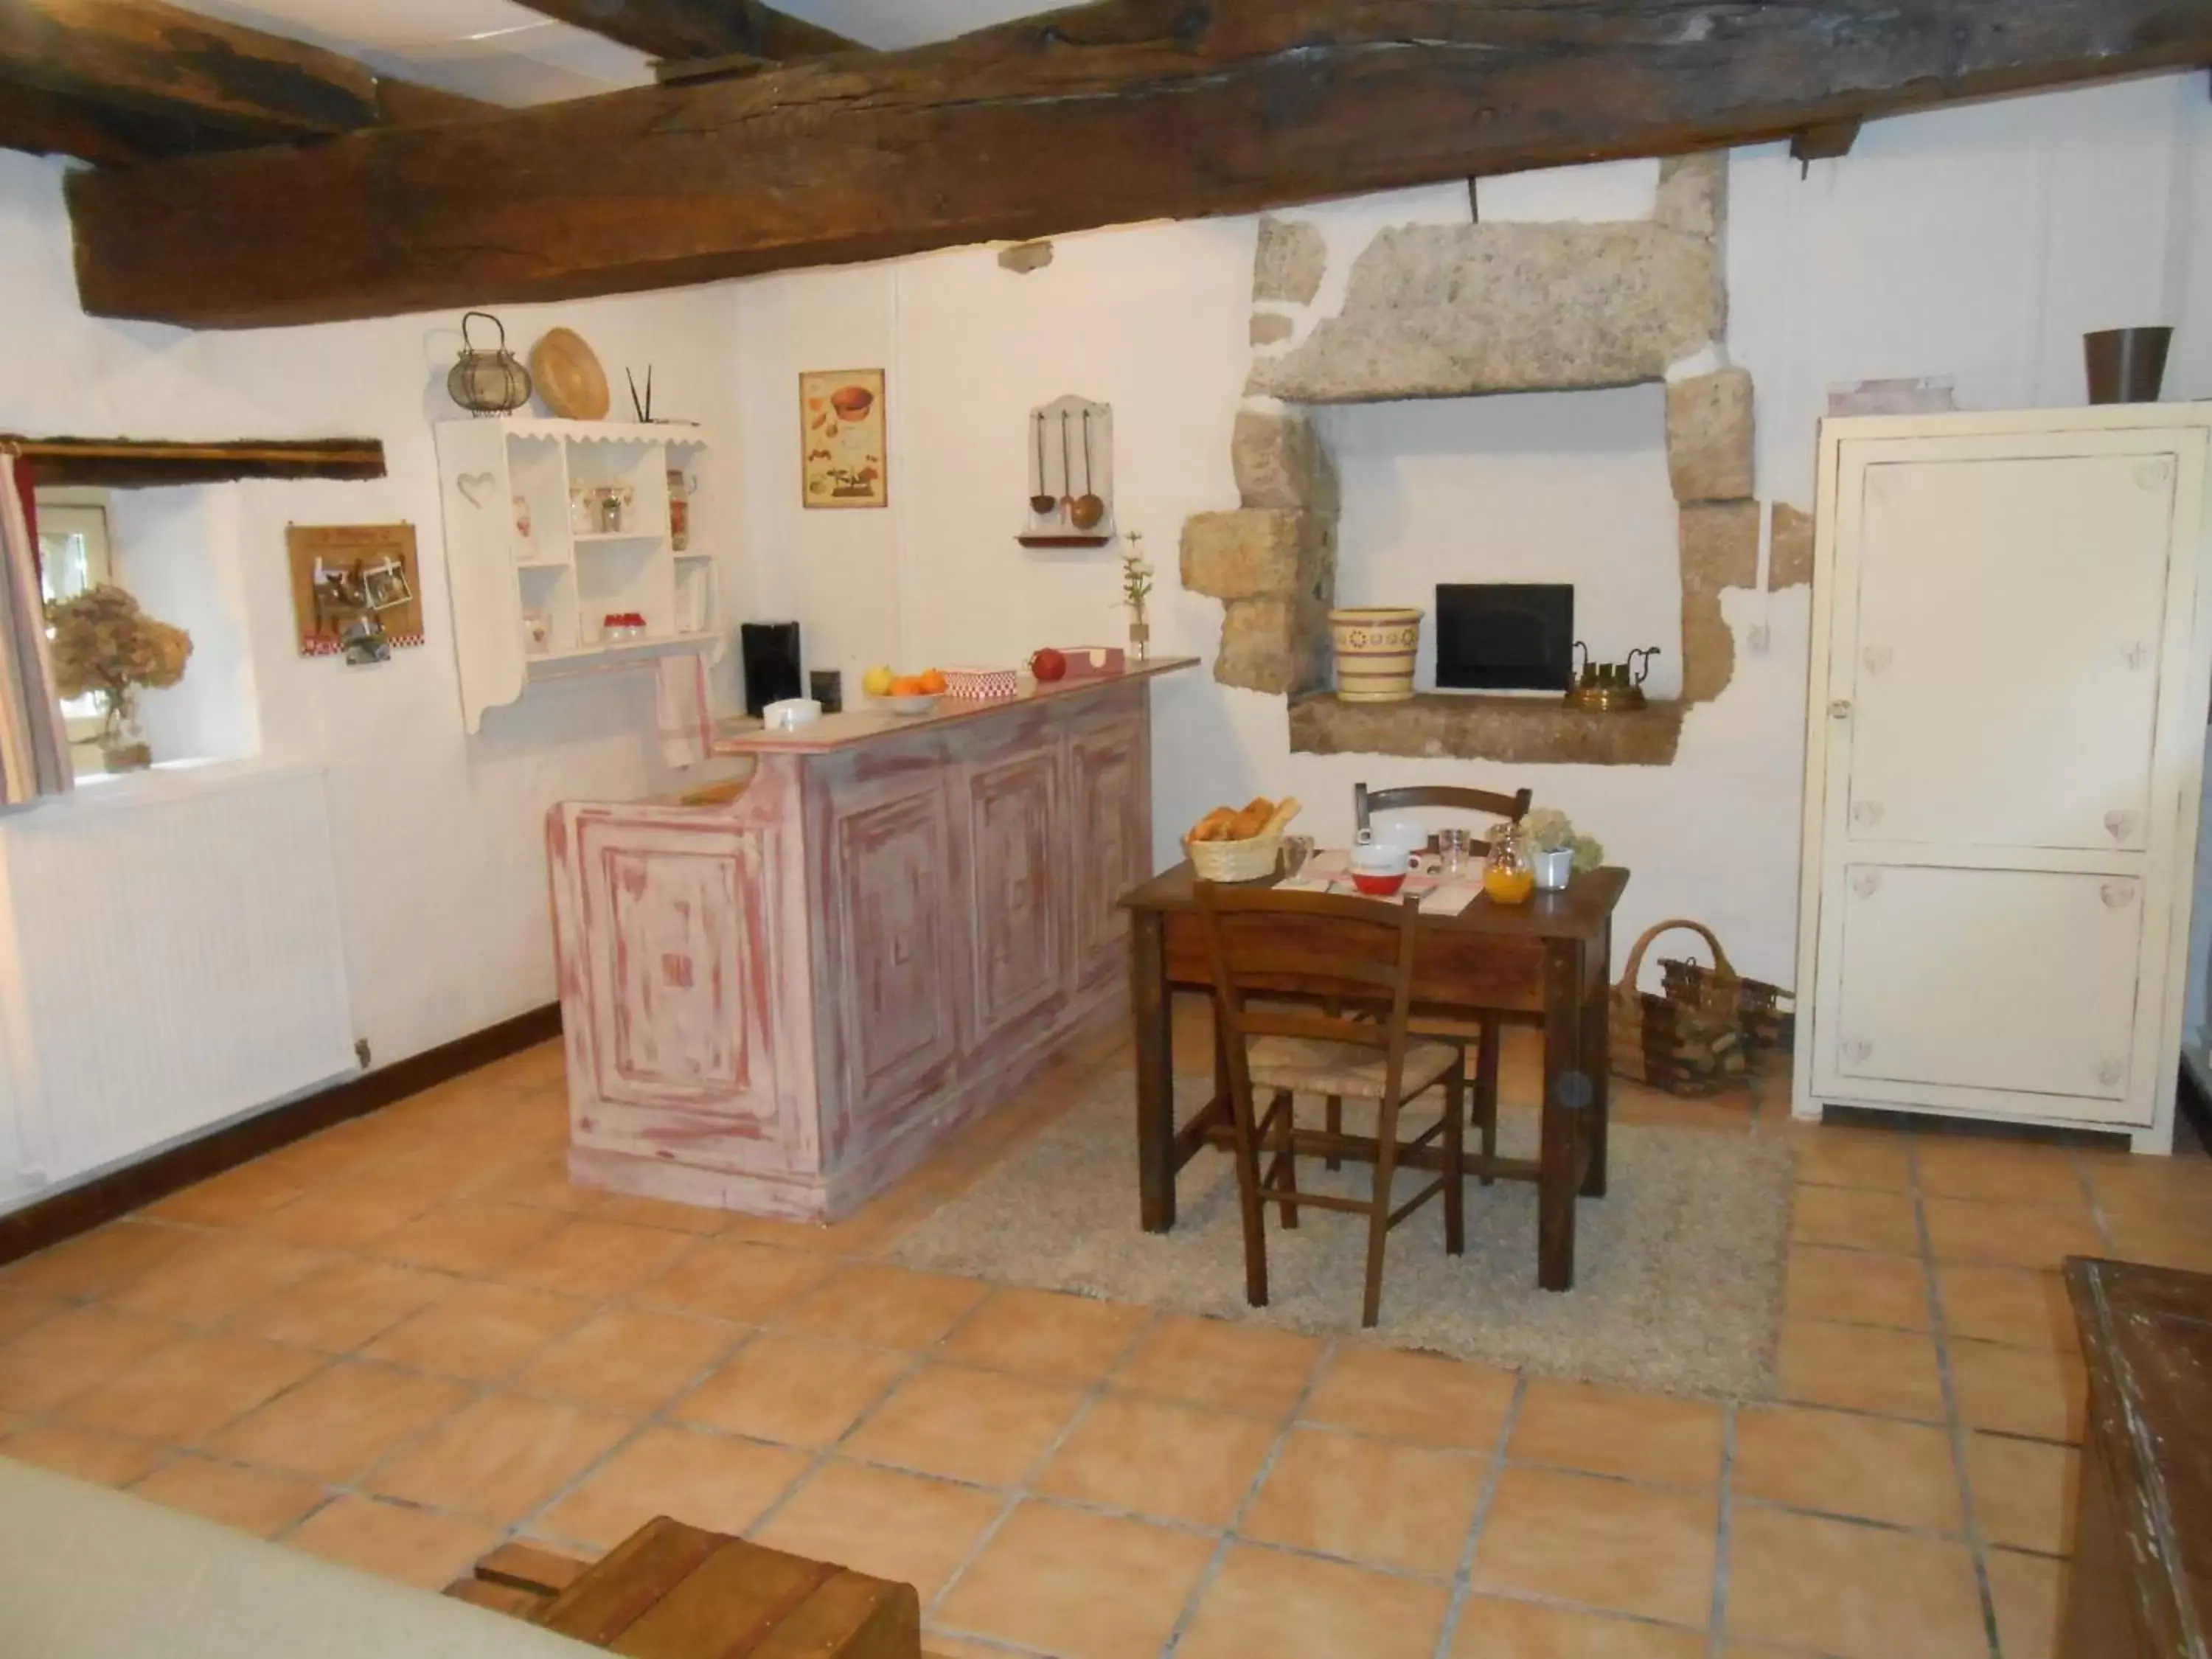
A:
445 1517 920 1659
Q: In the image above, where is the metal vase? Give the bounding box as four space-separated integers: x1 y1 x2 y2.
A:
2084 327 2172 406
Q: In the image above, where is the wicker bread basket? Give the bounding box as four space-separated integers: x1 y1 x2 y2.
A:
1187 832 1284 883
1186 796 1301 883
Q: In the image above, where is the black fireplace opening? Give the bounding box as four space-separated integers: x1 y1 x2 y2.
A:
1435 584 1574 692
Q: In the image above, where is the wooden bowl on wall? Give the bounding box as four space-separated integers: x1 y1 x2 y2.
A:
531 328 611 420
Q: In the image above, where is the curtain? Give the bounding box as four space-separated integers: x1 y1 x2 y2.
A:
0 444 72 807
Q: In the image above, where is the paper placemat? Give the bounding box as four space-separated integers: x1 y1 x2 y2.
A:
1278 850 1483 916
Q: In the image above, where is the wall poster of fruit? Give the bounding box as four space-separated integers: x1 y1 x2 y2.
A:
800 369 887 509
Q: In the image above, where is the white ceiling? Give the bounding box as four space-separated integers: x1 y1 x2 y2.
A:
180 0 1046 104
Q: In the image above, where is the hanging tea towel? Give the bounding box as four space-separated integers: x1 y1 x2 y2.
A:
655 652 714 769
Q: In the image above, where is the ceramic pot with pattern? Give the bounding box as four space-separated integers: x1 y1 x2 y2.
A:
1329 607 1423 703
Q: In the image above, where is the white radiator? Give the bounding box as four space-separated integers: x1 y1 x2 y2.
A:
0 764 357 1198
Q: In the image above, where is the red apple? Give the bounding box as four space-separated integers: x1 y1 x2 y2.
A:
1030 648 1067 683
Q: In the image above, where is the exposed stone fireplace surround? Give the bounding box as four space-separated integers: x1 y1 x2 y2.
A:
1179 155 1813 767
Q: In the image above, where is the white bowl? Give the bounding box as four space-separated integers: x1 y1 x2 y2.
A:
762 698 822 731
883 693 939 717
1349 841 1411 877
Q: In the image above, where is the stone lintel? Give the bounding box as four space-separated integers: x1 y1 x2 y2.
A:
1289 693 1686 767
1247 220 1722 404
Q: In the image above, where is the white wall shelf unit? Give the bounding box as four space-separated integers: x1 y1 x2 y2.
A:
1794 406 2212 1154
434 419 720 733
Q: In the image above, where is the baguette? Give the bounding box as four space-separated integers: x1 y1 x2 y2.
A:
1259 796 1302 838
1227 798 1273 840
1189 807 1239 844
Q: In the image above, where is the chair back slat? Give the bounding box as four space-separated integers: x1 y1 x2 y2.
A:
1354 783 1533 855
1194 883 1424 1094
1234 1006 1393 1049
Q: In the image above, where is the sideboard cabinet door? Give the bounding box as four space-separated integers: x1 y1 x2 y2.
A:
1067 712 1149 992
566 817 777 1125
830 784 961 1136
963 748 1065 1046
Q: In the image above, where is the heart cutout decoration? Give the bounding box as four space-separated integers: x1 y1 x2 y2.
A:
456 471 496 509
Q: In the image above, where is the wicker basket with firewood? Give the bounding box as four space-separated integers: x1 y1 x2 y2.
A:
1610 919 1750 1096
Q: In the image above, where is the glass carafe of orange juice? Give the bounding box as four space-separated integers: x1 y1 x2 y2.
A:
1482 821 1536 905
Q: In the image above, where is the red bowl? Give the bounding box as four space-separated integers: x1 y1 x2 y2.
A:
1351 870 1408 897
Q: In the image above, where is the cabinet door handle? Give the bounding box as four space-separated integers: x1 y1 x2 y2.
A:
2101 881 2137 910
2138 458 2173 490
1861 645 1893 675
1851 801 1885 830
1842 1039 1872 1065
1829 699 1853 720
2097 1060 2125 1088
1849 869 1882 899
2105 810 2140 843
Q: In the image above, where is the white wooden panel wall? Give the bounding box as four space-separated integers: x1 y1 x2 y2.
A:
0 765 356 1196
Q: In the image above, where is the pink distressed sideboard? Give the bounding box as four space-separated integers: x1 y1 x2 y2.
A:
547 661 1193 1221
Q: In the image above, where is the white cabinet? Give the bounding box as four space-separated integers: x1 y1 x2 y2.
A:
1795 408 2212 1152
433 420 722 733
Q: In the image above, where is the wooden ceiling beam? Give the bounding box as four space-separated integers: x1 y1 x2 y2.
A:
5 436 387 488
516 1 861 63
0 0 497 160
62 0 2212 328
0 80 218 165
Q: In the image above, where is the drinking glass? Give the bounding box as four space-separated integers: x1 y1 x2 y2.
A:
1279 835 1315 880
1437 827 1471 877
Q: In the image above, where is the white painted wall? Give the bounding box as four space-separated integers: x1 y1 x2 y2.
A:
2 66 2205 1195
720 73 2212 988
0 150 752 1121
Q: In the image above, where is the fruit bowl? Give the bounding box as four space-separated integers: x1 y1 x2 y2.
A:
883 693 939 717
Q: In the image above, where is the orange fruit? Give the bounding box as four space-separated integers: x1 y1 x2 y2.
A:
888 675 925 697
918 668 947 694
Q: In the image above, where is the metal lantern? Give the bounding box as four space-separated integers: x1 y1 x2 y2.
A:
447 310 532 416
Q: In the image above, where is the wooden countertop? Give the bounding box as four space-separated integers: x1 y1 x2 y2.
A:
713 657 1198 756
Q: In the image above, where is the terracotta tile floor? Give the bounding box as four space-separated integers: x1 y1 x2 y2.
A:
0 1015 2185 1659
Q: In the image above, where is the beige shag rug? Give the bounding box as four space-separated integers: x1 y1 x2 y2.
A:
892 1078 1792 1399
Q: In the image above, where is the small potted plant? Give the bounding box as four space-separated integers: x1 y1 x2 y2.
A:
45 584 192 773
1119 530 1155 661
1523 806 1604 891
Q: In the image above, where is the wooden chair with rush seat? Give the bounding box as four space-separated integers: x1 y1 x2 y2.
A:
1345 780 1535 1181
1194 880 1470 1327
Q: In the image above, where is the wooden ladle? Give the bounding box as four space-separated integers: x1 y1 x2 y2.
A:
1071 409 1106 532
1029 411 1055 518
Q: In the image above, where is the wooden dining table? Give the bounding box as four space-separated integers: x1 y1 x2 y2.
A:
1120 861 1630 1291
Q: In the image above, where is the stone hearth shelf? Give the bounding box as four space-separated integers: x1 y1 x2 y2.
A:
1290 693 1686 767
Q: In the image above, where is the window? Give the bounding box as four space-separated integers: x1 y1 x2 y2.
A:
35 491 114 745
38 498 113 603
